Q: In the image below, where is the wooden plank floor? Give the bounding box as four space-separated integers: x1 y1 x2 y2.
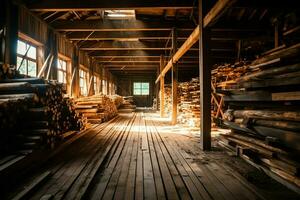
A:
5 111 269 200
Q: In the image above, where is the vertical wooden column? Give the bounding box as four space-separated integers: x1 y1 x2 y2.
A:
106 69 110 95
199 0 211 150
88 58 94 96
0 1 5 64
51 34 58 80
274 18 282 48
155 65 160 110
4 0 18 68
160 55 165 117
99 65 103 94
71 46 80 97
171 28 178 125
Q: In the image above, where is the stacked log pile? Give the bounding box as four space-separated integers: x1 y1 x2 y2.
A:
111 95 124 109
74 94 118 126
118 96 136 113
217 42 300 189
163 85 172 115
0 78 82 155
177 78 200 127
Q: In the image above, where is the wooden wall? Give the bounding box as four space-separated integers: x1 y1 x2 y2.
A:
117 75 155 107
16 6 117 97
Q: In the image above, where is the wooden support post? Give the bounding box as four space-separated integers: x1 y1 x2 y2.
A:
106 69 110 95
274 18 280 48
160 55 165 117
99 66 103 94
171 28 178 125
0 1 5 65
155 65 159 110
71 47 80 97
199 0 211 150
237 39 242 61
4 0 18 68
88 58 94 96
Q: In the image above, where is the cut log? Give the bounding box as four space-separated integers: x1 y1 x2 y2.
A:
234 110 300 122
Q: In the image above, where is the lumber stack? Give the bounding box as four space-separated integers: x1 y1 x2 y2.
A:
118 96 136 113
178 78 200 127
217 42 300 189
111 95 124 109
74 94 118 126
163 85 172 115
0 78 82 156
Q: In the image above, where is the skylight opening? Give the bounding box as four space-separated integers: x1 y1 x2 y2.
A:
105 10 135 19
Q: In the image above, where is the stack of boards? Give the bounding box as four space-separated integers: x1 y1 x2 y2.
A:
74 94 119 126
118 96 136 113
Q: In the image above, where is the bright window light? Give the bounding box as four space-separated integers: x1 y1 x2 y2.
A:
133 82 149 95
105 10 135 19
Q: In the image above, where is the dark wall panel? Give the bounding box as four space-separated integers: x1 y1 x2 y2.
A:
117 75 155 107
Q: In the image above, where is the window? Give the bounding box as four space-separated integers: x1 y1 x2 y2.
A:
102 80 107 95
57 58 67 84
93 75 99 94
133 82 149 95
17 40 37 77
79 69 88 96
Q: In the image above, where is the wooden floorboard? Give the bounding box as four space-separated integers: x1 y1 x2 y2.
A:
6 111 270 200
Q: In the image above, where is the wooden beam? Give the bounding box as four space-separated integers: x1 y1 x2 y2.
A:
89 50 199 57
27 0 194 11
199 0 211 151
171 28 178 125
52 20 194 32
155 0 236 83
68 31 190 41
203 0 237 27
79 40 199 51
159 55 165 117
155 26 199 83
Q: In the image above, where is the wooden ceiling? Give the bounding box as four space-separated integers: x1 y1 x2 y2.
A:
22 0 298 77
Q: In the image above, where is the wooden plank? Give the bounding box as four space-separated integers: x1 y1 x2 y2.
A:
151 120 212 199
53 20 194 32
31 119 121 199
145 119 166 199
65 115 135 199
151 116 234 200
11 171 51 200
88 115 135 199
101 114 137 199
272 91 300 101
148 125 180 199
28 0 195 11
151 122 192 199
135 114 144 200
140 113 157 200
123 115 140 199
114 114 140 199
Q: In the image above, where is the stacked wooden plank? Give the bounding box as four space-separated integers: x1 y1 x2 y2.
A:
118 96 136 113
0 78 82 155
163 85 172 115
74 94 118 126
217 42 300 190
177 78 200 127
111 95 124 109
